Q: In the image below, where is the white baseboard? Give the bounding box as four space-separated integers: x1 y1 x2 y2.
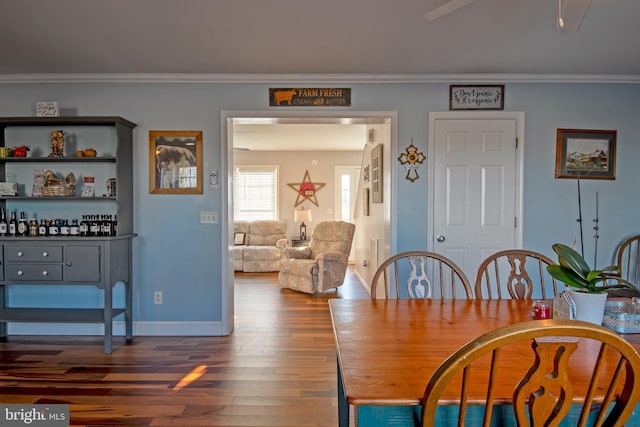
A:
7 321 226 336
353 269 372 296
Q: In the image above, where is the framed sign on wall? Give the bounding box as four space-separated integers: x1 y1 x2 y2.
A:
449 85 504 110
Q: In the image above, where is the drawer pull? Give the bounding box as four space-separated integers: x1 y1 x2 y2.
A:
17 271 23 276
66 262 72 267
42 252 49 257
17 251 23 257
42 271 48 276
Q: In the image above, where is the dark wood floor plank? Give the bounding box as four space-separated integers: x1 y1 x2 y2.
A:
0 268 368 426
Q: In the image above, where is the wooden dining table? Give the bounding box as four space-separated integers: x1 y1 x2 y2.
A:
329 298 640 427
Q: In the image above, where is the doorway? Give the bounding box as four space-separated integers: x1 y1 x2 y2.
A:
427 111 524 282
222 111 396 334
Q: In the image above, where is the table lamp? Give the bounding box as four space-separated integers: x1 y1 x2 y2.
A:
294 208 312 240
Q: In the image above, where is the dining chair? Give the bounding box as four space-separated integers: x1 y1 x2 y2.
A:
370 250 473 299
474 249 559 299
420 319 640 427
615 234 640 286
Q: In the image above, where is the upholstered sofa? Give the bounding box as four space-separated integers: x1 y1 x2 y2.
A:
233 220 288 272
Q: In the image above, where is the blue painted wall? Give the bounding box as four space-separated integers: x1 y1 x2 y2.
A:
0 81 638 329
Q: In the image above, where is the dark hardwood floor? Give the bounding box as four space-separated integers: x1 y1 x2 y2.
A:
0 267 369 427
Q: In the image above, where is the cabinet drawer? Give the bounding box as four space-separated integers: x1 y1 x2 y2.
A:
6 264 63 281
5 245 63 262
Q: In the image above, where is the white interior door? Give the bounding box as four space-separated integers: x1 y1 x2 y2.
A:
430 115 522 283
335 165 360 262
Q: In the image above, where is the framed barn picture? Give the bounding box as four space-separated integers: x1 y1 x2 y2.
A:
149 130 203 194
555 129 616 180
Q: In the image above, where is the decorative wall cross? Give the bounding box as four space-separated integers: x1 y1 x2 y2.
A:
398 140 425 182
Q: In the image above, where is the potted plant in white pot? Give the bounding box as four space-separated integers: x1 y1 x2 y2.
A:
546 243 638 324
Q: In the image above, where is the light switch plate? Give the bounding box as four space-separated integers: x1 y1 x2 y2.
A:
200 211 218 224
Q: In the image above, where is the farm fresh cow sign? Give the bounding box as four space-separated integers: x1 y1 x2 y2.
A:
269 88 351 107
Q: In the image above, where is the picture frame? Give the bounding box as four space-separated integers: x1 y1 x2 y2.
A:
149 130 203 194
555 129 616 180
371 143 383 203
363 165 370 183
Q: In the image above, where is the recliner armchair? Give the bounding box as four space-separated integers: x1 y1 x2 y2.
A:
279 221 355 294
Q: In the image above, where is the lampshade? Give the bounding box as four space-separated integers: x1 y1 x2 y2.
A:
294 209 312 223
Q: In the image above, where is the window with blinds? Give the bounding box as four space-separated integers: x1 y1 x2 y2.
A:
233 165 279 221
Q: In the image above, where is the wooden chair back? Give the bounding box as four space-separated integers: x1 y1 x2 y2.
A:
421 319 640 427
474 249 559 299
370 250 472 299
616 234 640 286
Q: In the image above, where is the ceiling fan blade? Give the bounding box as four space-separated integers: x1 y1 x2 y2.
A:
561 0 592 32
424 0 476 21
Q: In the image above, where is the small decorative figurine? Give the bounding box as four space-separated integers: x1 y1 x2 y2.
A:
12 145 29 157
50 130 65 157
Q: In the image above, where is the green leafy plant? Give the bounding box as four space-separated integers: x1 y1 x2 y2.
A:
546 243 637 294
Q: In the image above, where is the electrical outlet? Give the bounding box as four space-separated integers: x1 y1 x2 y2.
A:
154 291 163 304
200 211 218 224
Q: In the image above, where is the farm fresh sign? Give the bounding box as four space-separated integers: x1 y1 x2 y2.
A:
269 88 351 107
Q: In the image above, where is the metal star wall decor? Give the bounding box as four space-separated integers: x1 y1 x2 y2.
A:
288 170 326 207
398 139 425 182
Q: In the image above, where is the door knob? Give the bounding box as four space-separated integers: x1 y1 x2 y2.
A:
436 235 446 242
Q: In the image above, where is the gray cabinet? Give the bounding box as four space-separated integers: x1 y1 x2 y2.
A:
0 117 136 353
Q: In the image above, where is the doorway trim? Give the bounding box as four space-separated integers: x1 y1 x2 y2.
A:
427 111 525 252
221 110 397 334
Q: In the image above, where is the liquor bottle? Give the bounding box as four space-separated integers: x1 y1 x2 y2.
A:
8 211 17 236
0 208 7 237
70 219 80 236
48 219 59 236
99 214 106 236
60 219 70 236
17 211 28 237
89 215 100 237
38 219 48 237
28 217 38 237
102 214 112 237
79 215 89 237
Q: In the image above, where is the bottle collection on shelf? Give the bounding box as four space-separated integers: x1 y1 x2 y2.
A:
0 208 117 238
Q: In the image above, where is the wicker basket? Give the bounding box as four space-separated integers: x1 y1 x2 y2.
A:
41 182 75 197
40 170 76 197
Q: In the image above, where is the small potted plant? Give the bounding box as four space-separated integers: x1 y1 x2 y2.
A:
546 243 638 323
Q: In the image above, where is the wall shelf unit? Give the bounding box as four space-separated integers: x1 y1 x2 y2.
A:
0 116 137 353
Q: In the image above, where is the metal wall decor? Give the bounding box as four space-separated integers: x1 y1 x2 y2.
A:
398 139 425 182
287 170 326 207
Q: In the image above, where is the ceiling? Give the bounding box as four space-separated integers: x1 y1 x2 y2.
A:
1 0 639 79
234 124 368 152
3 0 638 152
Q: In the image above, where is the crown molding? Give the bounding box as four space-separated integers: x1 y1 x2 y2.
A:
0 73 639 84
